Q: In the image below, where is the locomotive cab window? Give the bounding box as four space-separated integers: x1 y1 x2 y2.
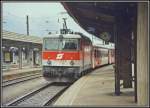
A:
43 38 79 51
62 39 78 50
44 38 59 50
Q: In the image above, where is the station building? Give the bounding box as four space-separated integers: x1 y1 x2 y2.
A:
2 30 42 71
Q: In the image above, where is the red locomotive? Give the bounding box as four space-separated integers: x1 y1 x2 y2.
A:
42 33 114 82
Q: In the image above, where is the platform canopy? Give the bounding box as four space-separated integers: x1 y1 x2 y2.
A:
61 2 136 42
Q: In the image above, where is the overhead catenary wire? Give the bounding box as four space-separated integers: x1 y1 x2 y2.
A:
3 12 114 46
3 12 60 36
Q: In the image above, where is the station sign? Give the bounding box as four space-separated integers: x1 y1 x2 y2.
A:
4 51 13 63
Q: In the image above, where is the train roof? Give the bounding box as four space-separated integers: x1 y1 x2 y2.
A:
43 33 92 44
43 34 82 39
93 43 115 50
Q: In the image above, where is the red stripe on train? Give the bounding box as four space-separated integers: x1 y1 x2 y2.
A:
42 51 80 60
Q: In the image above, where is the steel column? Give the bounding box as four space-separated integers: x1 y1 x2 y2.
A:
18 47 22 69
137 3 148 105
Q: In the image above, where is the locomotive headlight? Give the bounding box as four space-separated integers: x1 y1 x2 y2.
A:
70 60 75 66
47 60 51 65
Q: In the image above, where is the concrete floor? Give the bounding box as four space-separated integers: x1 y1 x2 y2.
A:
54 65 137 107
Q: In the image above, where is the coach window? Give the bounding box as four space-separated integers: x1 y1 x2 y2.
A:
105 51 108 57
101 51 104 57
97 50 100 58
94 49 97 58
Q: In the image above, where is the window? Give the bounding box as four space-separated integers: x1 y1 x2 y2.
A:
43 38 79 51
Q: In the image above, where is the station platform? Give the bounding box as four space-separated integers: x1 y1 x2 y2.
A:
2 67 42 81
54 65 137 106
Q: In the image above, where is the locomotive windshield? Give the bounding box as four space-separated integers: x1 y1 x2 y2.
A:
44 38 79 51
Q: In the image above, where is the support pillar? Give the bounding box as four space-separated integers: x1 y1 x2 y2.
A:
114 24 121 95
137 3 148 106
132 5 137 102
118 21 132 88
39 51 42 66
27 46 30 65
115 11 133 95
29 49 34 67
18 47 22 69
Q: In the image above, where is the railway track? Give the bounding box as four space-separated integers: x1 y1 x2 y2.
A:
2 73 42 87
5 82 71 106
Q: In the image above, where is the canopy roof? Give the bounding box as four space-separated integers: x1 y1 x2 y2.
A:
2 30 42 44
62 2 136 42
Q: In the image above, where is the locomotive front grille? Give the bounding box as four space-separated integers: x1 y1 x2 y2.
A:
43 66 80 77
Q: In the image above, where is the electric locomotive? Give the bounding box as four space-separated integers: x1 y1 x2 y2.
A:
42 33 92 82
42 33 114 82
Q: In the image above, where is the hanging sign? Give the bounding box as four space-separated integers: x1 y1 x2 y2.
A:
99 32 111 41
4 51 12 63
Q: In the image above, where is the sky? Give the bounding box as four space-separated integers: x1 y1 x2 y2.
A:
2 2 111 45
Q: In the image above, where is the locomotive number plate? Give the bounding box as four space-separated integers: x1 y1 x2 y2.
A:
60 60 66 64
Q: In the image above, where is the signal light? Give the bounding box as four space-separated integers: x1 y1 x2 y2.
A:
70 60 74 65
47 60 51 65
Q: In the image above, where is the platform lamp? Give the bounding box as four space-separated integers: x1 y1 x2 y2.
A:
2 46 6 51
99 32 111 45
